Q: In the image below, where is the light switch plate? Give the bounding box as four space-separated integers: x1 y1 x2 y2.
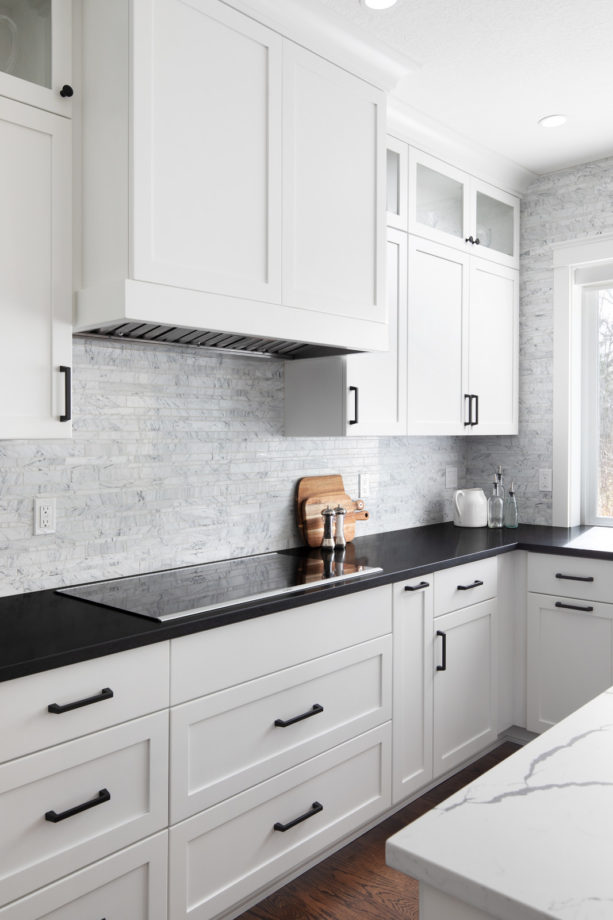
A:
539 469 552 492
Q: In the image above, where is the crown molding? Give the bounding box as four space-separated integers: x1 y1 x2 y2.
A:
220 0 416 90
388 97 536 196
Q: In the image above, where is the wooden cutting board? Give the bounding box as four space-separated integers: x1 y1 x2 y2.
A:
302 492 369 548
295 475 345 537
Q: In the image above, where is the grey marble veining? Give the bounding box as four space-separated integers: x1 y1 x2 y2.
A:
0 337 465 597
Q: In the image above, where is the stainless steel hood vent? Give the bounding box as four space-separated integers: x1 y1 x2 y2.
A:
75 322 359 360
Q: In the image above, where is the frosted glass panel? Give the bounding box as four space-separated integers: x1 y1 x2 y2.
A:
416 164 463 238
476 191 514 256
386 148 400 216
0 1 51 88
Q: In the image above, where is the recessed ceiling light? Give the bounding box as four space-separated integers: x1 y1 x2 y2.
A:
538 114 567 129
361 0 398 9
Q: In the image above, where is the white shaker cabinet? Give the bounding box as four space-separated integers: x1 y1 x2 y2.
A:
0 96 72 439
284 227 407 436
407 235 518 436
77 0 387 354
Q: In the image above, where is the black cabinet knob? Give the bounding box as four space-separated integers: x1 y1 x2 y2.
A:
59 84 74 98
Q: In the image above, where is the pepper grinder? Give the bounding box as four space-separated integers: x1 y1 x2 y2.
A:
334 504 347 550
321 506 336 550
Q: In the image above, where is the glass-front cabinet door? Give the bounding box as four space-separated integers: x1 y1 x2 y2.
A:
0 0 71 116
409 148 469 250
386 136 408 230
470 177 519 270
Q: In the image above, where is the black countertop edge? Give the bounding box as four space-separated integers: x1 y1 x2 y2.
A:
2 521 613 683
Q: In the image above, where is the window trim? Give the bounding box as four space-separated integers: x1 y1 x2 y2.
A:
552 235 613 527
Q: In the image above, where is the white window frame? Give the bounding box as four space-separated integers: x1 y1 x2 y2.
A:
552 235 613 526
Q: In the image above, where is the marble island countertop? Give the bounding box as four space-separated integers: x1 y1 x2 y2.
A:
386 687 613 920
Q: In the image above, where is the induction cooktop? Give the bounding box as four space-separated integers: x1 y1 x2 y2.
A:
56 552 382 622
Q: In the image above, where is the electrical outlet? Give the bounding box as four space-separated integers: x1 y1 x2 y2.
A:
34 497 56 535
445 467 458 489
358 474 370 498
539 469 553 492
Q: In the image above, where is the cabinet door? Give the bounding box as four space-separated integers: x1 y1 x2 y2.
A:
345 227 407 435
467 259 518 435
283 42 385 325
0 97 71 439
131 0 282 303
386 136 408 231
407 236 469 435
408 148 469 251
433 600 497 778
0 0 72 117
392 577 433 804
469 178 519 270
526 593 613 734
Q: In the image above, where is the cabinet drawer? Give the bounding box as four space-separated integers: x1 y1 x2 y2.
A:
0 643 169 764
170 635 391 822
527 553 613 603
0 711 168 906
170 585 392 704
169 723 391 920
434 557 497 617
0 833 168 920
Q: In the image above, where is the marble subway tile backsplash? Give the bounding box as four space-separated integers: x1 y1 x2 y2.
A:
0 337 465 597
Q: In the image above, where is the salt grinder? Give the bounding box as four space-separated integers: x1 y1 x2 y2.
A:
321 506 336 550
334 504 347 549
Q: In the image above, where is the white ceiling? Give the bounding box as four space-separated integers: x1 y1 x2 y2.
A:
314 0 613 176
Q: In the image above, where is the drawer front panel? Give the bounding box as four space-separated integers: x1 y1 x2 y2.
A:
434 557 497 617
171 635 392 822
0 833 168 920
527 553 613 603
0 643 169 764
0 711 168 906
170 585 392 704
169 723 391 920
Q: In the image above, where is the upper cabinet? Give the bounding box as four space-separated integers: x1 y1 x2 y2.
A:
408 148 519 271
0 0 72 117
77 0 388 354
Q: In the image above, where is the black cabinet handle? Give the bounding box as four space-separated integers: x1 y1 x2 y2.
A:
59 84 74 97
405 581 430 591
457 579 484 591
274 801 323 832
436 629 447 671
465 235 474 244
464 393 472 426
472 394 479 426
48 687 114 714
274 704 323 728
555 601 594 612
45 788 110 823
555 573 594 583
59 365 71 422
349 386 359 425
474 237 480 245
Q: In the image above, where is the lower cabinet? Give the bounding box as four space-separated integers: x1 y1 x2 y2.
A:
0 833 168 920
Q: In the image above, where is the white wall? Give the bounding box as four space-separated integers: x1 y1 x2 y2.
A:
0 336 465 596
466 154 613 521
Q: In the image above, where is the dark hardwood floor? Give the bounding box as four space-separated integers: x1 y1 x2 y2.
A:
237 742 520 920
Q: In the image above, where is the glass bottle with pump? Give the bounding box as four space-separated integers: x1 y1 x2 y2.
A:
488 480 503 528
504 481 519 528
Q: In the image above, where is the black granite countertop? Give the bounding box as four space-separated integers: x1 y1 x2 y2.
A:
3 521 613 683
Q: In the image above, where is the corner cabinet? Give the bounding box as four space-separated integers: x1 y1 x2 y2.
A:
0 29 72 440
77 0 387 354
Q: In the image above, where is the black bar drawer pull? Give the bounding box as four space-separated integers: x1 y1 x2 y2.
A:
59 365 71 422
45 788 111 823
555 573 595 583
48 687 114 714
275 704 324 728
405 581 430 592
436 629 447 671
274 801 323 832
464 393 472 427
555 601 594 613
457 579 484 591
472 394 479 427
349 386 359 425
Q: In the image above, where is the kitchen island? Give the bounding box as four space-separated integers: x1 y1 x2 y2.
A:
386 685 613 920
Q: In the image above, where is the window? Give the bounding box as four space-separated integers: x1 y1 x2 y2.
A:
582 284 613 525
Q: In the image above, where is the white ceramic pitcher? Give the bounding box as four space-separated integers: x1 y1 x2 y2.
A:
453 488 488 527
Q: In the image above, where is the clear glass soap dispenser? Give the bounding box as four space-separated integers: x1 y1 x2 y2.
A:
487 480 504 528
504 481 519 528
